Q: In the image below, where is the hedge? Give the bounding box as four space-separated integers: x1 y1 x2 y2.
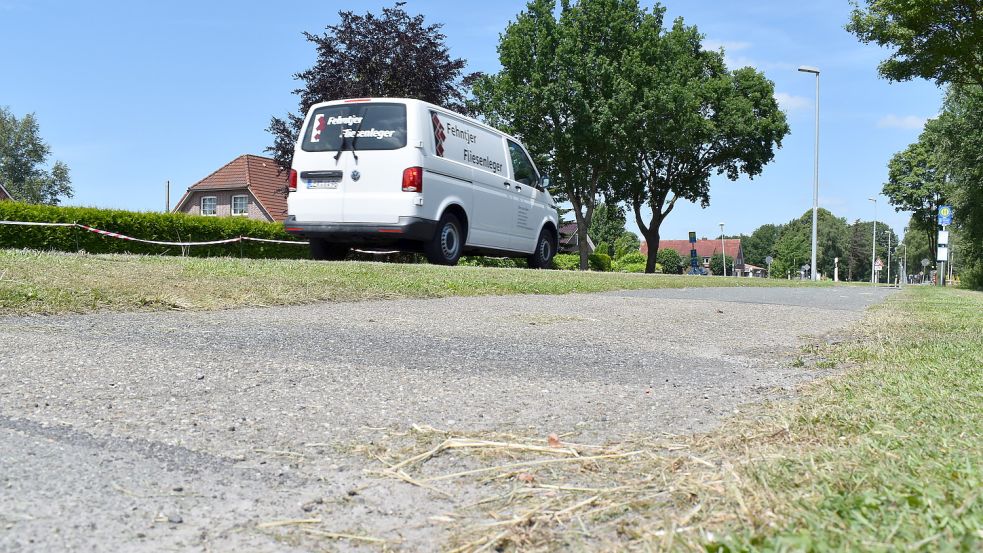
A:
0 202 310 259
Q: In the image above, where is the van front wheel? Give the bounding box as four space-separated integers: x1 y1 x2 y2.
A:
310 239 350 261
424 213 463 266
527 229 556 269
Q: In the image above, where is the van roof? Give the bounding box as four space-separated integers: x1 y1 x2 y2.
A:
307 97 525 145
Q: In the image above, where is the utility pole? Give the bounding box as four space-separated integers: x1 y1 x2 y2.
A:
868 197 877 284
887 231 892 287
166 180 170 212
719 222 727 277
798 66 821 282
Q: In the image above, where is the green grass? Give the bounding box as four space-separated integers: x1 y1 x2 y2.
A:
712 286 982 551
0 249 827 315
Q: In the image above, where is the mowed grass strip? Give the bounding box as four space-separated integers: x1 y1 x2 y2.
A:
346 287 981 551
0 249 825 315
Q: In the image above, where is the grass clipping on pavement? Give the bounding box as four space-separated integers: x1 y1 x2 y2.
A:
343 286 980 551
0 249 823 315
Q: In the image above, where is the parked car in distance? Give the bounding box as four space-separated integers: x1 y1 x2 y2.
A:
284 98 559 267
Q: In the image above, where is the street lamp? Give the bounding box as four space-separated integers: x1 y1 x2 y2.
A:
719 222 727 277
799 65 820 281
868 196 877 284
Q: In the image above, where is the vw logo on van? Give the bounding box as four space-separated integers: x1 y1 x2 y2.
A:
351 170 361 182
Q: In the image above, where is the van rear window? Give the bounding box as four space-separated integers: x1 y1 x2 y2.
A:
302 103 407 152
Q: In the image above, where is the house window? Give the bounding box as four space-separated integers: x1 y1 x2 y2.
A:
232 195 248 215
201 196 217 216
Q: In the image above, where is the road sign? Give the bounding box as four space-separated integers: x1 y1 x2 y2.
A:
938 230 949 246
688 231 697 244
921 258 930 268
938 206 953 226
875 259 883 270
765 255 773 265
937 244 948 262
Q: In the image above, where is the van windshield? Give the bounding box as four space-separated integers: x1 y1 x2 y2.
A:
302 103 407 152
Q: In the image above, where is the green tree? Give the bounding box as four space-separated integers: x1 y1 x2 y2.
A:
588 201 628 256
656 247 683 274
884 119 951 256
613 231 641 260
474 0 636 270
267 3 479 172
743 223 784 267
0 107 72 205
709 254 735 277
846 0 983 88
612 13 790 273
936 85 983 289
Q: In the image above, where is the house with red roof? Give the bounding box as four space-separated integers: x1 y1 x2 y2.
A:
641 238 746 275
173 154 289 222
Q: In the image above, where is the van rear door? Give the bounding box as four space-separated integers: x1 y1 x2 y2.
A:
290 102 410 224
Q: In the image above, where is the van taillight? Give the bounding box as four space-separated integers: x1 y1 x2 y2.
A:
402 167 423 193
289 169 298 192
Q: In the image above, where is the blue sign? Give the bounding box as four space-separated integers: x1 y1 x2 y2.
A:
938 206 954 226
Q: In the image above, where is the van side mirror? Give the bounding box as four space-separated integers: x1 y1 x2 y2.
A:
540 176 551 190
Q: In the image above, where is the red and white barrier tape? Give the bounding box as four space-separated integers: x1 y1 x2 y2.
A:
0 220 76 227
1 220 309 247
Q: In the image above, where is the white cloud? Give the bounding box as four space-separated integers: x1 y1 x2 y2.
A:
877 114 928 130
774 92 812 113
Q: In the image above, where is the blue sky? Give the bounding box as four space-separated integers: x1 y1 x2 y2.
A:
0 0 942 240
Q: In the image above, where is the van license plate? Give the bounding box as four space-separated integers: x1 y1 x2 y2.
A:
307 180 338 190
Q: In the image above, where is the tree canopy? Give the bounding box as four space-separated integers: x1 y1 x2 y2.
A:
474 0 640 270
884 119 951 255
612 14 790 272
0 107 72 205
846 0 983 88
267 2 479 171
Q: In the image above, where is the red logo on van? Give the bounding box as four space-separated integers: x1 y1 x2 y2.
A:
431 113 446 157
312 114 327 142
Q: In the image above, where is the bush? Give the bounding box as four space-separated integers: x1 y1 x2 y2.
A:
595 240 611 257
613 232 641 259
552 253 580 270
588 252 612 272
0 201 309 259
612 251 652 273
459 256 526 268
656 248 683 275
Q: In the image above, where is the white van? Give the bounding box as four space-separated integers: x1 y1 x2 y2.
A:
284 98 559 267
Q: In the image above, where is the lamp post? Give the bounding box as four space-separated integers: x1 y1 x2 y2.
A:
719 222 727 277
868 197 877 284
799 65 820 281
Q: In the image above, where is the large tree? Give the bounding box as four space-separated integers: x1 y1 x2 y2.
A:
884 119 951 256
743 223 784 267
846 0 983 89
474 0 640 270
936 85 983 288
614 15 790 273
0 107 72 205
267 3 479 172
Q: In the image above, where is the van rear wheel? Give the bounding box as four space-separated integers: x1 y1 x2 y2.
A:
309 239 350 261
527 229 556 269
424 213 463 266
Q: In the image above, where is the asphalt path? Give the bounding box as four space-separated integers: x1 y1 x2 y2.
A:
0 285 895 551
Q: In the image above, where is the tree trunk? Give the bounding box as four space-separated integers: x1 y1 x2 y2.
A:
571 196 591 271
642 226 661 273
631 199 664 274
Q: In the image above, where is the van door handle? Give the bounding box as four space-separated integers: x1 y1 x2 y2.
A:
514 185 522 191
503 182 511 188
